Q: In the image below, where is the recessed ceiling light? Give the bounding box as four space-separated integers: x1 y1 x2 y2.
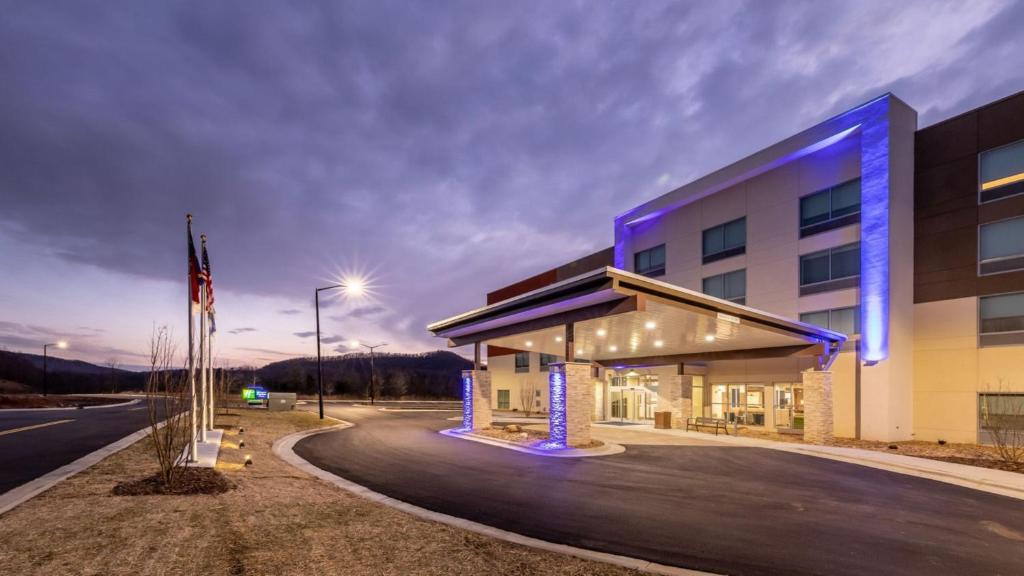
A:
576 348 584 354
596 329 607 337
644 321 656 330
555 336 563 342
608 345 618 352
525 340 533 347
654 340 664 347
704 334 715 342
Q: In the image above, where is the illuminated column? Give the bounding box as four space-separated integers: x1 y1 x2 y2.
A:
549 362 593 448
460 370 491 431
803 370 833 445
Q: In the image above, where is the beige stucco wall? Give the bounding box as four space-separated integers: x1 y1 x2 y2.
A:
913 297 1024 443
488 353 550 414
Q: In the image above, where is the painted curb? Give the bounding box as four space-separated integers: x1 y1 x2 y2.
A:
273 421 720 576
0 398 141 413
0 420 162 516
439 428 627 458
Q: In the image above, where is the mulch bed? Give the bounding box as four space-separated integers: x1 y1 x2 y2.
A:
111 467 234 496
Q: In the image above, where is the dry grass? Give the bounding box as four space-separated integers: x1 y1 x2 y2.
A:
0 409 642 576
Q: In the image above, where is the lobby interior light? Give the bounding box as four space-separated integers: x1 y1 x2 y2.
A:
555 336 563 342
576 348 584 355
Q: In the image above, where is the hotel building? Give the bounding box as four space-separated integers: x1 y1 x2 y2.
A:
429 90 1024 445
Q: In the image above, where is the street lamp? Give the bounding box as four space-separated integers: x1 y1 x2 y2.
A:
359 342 387 405
314 279 366 419
42 340 68 397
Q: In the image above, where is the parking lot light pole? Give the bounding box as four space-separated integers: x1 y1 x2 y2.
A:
360 342 387 405
42 341 68 397
314 279 365 419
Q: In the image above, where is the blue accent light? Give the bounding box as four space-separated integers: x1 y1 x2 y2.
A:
460 373 473 431
548 367 567 448
858 101 891 362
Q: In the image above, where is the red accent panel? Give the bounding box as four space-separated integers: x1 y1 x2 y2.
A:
486 269 558 305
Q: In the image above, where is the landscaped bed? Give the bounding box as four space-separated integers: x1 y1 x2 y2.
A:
0 409 640 576
736 427 1023 474
475 425 605 450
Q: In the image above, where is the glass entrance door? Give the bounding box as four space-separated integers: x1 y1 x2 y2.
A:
774 384 805 429
608 371 658 422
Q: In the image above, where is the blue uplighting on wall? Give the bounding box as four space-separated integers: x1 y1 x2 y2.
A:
548 367 567 448
461 373 473 431
858 99 891 363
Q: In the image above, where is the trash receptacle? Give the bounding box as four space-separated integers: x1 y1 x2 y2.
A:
654 411 673 429
267 392 297 411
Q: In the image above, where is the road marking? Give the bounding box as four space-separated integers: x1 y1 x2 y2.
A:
0 419 74 437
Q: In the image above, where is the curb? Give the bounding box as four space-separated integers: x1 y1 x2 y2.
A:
272 421 719 576
0 420 160 516
439 428 627 458
0 398 141 413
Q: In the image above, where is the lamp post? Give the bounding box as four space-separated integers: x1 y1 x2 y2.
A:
42 341 67 396
359 342 387 405
314 280 365 420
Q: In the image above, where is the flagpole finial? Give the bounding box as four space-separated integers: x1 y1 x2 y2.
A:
201 233 207 243
187 213 192 223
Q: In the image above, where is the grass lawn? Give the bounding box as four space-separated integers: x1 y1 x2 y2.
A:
0 409 642 576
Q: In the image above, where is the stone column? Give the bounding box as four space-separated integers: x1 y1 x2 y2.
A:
461 369 491 431
656 373 693 429
549 362 594 447
803 370 833 444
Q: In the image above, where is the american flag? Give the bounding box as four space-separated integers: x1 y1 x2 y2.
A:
188 219 203 312
202 240 216 334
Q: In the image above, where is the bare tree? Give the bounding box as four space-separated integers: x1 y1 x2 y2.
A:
519 377 537 417
145 326 191 487
981 380 1024 465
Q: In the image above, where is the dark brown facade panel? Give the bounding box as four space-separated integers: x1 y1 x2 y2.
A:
978 270 1024 297
914 265 980 287
914 111 978 172
914 279 978 304
486 344 519 358
915 209 977 237
914 227 977 273
978 92 1024 151
914 156 979 215
555 247 614 281
978 194 1024 224
486 269 558 305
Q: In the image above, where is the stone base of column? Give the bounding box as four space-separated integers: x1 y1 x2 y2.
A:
549 362 594 447
803 370 833 445
656 374 693 429
461 369 491 431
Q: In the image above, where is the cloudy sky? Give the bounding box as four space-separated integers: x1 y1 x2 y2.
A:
1 1 1023 368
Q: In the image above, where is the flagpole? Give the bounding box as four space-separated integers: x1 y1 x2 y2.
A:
187 214 198 463
208 329 214 430
199 278 208 443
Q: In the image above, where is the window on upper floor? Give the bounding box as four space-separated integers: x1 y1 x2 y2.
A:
979 291 1024 347
634 244 666 277
702 217 746 264
539 353 559 371
980 139 1024 203
800 306 860 335
799 242 860 295
979 216 1024 276
799 178 861 237
702 269 746 305
514 352 530 373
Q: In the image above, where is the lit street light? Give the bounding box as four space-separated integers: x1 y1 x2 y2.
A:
314 278 366 419
42 340 68 397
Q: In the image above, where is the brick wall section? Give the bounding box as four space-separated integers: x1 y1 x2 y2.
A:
657 374 693 429
803 370 834 444
560 362 594 447
463 369 492 431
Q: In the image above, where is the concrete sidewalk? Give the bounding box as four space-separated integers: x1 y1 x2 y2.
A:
591 422 1024 500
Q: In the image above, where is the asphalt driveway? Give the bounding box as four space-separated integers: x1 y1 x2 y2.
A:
295 405 1024 576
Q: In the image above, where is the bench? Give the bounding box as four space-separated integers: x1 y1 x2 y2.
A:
686 417 730 435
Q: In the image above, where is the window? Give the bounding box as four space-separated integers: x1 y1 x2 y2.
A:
980 139 1024 203
799 242 860 295
978 393 1024 445
539 353 558 371
702 269 746 304
702 218 746 263
800 179 861 237
514 352 530 373
497 389 510 410
634 244 666 277
979 292 1024 347
800 306 860 335
979 216 1024 275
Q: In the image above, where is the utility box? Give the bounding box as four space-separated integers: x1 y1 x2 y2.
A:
267 392 297 411
654 411 673 429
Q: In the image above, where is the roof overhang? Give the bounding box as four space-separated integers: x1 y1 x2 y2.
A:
428 267 846 369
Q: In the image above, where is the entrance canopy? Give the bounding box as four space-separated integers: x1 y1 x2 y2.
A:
428 267 846 369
